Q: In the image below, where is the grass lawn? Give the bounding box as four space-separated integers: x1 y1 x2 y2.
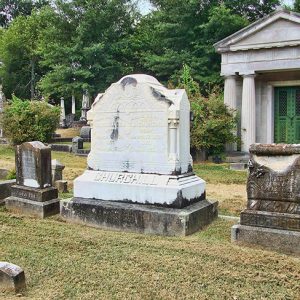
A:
1 209 300 299
0 144 299 299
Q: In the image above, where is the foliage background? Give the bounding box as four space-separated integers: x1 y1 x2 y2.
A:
0 0 294 150
0 0 285 103
1 95 60 144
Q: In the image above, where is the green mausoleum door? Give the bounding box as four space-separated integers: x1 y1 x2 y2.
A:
274 87 300 144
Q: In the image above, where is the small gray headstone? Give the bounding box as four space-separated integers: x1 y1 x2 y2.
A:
55 180 68 193
72 136 83 153
16 141 52 189
0 262 26 293
6 141 60 218
80 126 91 140
51 159 65 182
0 180 15 203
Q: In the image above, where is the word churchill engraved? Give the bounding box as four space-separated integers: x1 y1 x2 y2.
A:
61 74 217 236
94 172 160 186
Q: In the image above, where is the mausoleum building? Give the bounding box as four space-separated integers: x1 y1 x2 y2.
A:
214 9 300 152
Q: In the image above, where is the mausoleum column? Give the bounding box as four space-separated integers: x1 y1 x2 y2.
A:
241 74 256 152
224 75 237 151
224 75 237 109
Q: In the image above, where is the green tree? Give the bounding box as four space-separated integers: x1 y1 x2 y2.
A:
38 0 138 102
223 0 280 22
0 10 49 99
178 64 238 155
134 3 248 93
1 95 60 145
0 0 49 27
294 0 300 12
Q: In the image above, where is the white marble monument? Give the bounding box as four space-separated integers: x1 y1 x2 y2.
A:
62 74 217 236
74 74 205 207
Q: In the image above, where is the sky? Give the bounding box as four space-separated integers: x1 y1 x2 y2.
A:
137 0 154 15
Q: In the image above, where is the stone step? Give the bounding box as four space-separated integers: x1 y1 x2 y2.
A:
225 151 249 163
229 163 248 171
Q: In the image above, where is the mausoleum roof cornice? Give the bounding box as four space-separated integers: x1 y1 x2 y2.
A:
214 9 300 53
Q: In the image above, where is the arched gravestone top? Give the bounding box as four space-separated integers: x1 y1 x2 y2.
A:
16 141 52 189
87 74 192 175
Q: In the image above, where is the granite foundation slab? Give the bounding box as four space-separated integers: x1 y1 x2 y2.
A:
61 198 218 236
5 196 60 218
240 210 300 232
232 224 300 255
10 185 58 202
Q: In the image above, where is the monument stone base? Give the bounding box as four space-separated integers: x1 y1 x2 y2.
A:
61 198 218 236
232 208 300 255
6 197 60 218
232 224 300 255
5 185 60 218
73 171 206 209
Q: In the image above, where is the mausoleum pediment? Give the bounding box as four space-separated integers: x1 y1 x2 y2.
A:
215 9 300 52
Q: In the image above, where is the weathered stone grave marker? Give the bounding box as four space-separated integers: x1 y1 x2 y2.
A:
80 125 91 141
51 159 65 182
72 136 83 153
5 141 60 218
61 74 217 236
232 143 300 255
0 262 26 293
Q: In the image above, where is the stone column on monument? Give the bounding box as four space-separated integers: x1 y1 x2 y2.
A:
71 94 76 115
224 75 237 152
241 74 256 152
168 111 179 161
60 97 66 127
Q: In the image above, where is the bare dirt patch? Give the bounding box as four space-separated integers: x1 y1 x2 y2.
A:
206 183 247 216
56 128 80 138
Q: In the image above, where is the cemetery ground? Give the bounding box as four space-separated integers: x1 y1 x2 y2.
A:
1 144 299 299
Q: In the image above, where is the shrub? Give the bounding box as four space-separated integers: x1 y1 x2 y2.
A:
1 95 60 145
178 64 238 154
6 169 16 180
